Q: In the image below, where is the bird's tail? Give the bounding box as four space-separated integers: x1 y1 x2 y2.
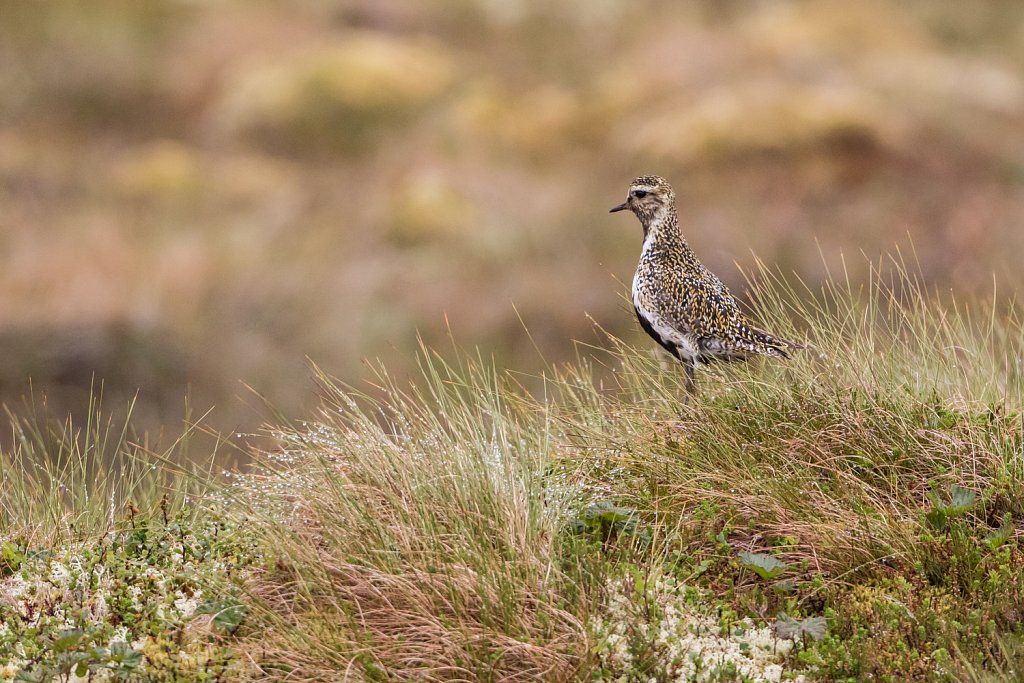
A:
750 327 804 359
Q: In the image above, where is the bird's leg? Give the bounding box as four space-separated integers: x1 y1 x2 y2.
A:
670 360 695 425
683 360 696 399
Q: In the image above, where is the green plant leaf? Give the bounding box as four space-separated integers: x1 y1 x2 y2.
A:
52 629 85 652
775 613 827 641
738 551 788 580
14 670 43 683
984 524 1013 550
691 558 714 578
930 485 976 516
925 508 948 530
197 599 249 634
801 616 828 641
0 542 26 576
947 485 976 511
573 500 639 537
212 603 248 635
774 613 802 639
107 641 143 669
581 500 635 525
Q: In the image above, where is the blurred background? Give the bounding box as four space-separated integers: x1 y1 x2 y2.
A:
1 0 1023 447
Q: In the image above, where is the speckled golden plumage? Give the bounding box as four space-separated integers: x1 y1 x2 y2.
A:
610 175 800 393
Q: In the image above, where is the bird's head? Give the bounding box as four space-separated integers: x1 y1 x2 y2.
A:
609 175 676 223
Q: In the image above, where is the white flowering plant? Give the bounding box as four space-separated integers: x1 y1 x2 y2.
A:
591 570 807 683
0 507 260 682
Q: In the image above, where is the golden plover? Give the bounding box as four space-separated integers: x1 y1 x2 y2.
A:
611 175 800 394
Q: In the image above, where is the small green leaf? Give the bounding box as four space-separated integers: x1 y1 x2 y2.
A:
925 508 948 530
691 558 714 578
197 599 249 634
984 524 1013 550
774 613 802 639
930 485 976 517
581 500 635 525
1 541 26 576
573 500 639 537
947 485 976 511
52 629 85 652
801 616 828 641
108 641 143 670
212 603 248 634
14 671 43 683
775 613 827 641
25 548 50 562
738 551 788 580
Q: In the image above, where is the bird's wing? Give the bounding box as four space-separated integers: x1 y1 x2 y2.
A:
668 270 800 357
658 270 742 339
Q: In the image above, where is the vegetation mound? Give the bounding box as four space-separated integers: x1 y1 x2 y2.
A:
2 262 1022 681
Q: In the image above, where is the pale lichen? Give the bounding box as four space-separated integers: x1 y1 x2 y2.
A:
592 574 807 683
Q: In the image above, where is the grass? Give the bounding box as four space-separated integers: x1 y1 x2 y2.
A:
1 258 1023 681
0 392 259 681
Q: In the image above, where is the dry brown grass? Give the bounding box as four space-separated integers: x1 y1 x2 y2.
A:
229 356 591 680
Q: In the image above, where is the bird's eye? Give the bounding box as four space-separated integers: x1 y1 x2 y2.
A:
632 190 649 199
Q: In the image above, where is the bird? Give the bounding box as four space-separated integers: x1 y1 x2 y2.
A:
610 174 801 395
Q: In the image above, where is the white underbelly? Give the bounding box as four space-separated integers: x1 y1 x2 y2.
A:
632 283 700 362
